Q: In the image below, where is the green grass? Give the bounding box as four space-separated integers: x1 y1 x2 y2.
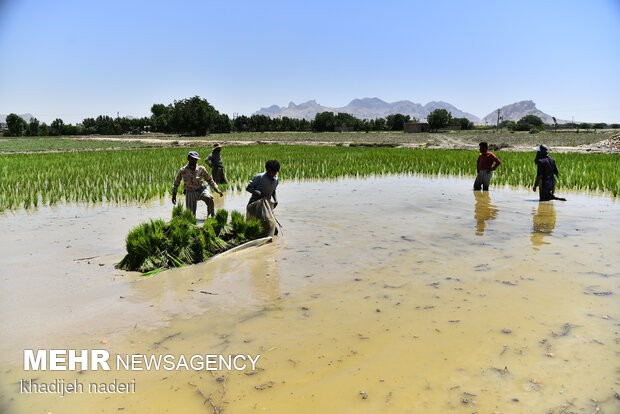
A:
0 145 617 211
0 138 175 152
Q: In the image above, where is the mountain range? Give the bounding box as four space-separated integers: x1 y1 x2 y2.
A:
255 99 564 125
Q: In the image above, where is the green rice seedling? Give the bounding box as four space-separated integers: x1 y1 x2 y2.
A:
171 203 185 219
230 210 247 240
215 209 228 229
1 145 617 212
244 219 263 240
118 218 166 271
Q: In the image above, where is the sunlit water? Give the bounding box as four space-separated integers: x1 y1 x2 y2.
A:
1 175 618 413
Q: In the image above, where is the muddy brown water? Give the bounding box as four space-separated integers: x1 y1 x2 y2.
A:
0 176 618 413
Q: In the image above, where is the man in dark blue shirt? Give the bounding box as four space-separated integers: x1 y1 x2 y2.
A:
246 160 280 236
533 144 564 201
246 160 280 206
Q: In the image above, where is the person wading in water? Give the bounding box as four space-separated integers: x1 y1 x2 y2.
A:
533 144 566 201
205 143 228 185
172 151 224 217
473 142 502 191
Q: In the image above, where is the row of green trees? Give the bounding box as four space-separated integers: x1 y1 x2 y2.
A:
499 116 619 132
3 96 479 137
5 96 616 137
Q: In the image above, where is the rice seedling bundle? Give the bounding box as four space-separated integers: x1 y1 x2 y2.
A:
116 204 263 274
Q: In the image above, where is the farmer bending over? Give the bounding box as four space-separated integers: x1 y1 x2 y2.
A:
172 151 223 217
246 160 280 236
474 142 501 191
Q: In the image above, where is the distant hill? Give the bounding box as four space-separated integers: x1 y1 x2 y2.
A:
255 98 481 123
481 101 564 125
0 113 34 123
261 100 333 120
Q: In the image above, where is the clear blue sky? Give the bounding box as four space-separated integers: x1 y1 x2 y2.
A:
1 0 619 124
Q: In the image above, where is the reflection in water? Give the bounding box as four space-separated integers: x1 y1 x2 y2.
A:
249 254 281 304
531 201 557 248
473 190 499 235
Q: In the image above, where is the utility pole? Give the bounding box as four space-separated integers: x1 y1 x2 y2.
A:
496 109 501 131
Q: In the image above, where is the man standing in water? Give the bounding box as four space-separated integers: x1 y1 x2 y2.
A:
205 143 228 184
246 160 280 236
533 144 565 201
172 151 223 217
473 142 502 191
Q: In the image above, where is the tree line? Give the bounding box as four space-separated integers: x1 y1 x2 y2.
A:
2 96 616 137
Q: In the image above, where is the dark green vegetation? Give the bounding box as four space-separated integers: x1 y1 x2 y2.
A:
116 204 263 274
10 95 616 138
1 145 618 211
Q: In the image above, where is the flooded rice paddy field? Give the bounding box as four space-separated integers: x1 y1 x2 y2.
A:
0 175 618 413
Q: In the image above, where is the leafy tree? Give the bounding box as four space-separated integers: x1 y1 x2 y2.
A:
335 112 358 129
214 113 231 133
37 122 50 136
169 96 219 136
27 117 40 136
233 115 250 132
5 113 27 136
82 117 97 134
450 117 474 130
593 123 607 129
515 115 544 131
50 118 65 136
499 120 517 131
150 103 172 133
374 117 387 131
312 111 336 132
426 109 452 131
386 113 411 131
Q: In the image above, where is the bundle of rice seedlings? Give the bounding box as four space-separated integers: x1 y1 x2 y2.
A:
230 210 246 235
244 219 263 240
210 209 229 236
116 205 264 274
190 233 207 262
117 218 166 270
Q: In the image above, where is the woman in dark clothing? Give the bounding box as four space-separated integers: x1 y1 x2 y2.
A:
533 144 565 201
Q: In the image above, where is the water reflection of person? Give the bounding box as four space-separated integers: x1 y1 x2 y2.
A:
249 255 281 304
531 202 557 247
474 191 499 236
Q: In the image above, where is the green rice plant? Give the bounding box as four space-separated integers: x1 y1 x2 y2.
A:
230 210 246 236
244 219 263 240
0 145 617 212
215 209 228 229
117 218 166 271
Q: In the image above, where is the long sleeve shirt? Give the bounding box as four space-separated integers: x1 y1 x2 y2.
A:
477 151 501 172
536 157 559 180
246 172 278 204
172 165 218 196
205 151 224 168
